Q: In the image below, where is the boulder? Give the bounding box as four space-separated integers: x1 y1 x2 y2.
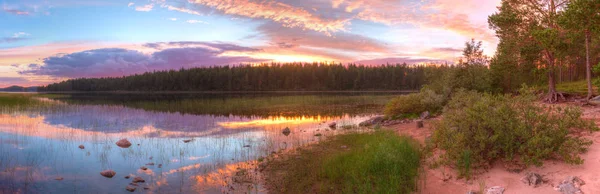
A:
314 133 322 137
132 176 145 183
125 185 136 192
328 122 337 128
183 139 193 143
416 120 424 128
78 145 85 149
140 166 148 170
420 111 430 119
486 186 504 194
359 116 385 127
124 175 130 179
555 176 585 194
116 139 132 148
282 127 291 136
521 172 544 187
100 170 116 178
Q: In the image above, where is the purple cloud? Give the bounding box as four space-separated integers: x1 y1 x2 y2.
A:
21 42 266 78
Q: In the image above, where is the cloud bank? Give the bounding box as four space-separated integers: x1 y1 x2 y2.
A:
21 42 266 78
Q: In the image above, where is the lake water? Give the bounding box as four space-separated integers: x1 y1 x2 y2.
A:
0 93 399 194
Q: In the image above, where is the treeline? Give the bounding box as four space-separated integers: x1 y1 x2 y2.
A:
38 63 433 92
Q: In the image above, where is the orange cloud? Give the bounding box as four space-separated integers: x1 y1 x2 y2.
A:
187 0 350 36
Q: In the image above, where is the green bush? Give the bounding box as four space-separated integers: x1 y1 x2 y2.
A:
433 89 597 178
384 88 445 118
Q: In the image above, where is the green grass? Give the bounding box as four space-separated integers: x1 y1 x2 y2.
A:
263 130 421 194
556 80 598 96
0 93 40 107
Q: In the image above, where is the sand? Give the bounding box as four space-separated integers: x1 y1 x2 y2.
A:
392 104 600 194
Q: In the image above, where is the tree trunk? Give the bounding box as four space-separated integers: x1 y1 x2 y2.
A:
586 30 593 99
546 51 563 103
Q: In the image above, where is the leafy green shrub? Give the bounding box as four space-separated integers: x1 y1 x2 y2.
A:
384 88 446 118
433 89 597 178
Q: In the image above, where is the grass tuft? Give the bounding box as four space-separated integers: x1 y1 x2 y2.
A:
264 130 421 194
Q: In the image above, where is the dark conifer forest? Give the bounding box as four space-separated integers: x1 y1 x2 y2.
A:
38 63 431 92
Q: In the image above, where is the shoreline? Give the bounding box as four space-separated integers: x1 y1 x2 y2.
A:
257 101 600 194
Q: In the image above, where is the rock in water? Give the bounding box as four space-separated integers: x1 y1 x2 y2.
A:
54 177 64 181
282 127 291 136
183 139 193 143
146 162 154 166
124 175 130 179
420 111 430 119
486 186 505 194
132 177 145 183
78 145 85 149
125 185 136 192
116 139 132 148
416 120 424 128
555 176 585 194
158 164 162 168
140 166 148 170
521 172 544 187
100 170 116 178
328 122 336 128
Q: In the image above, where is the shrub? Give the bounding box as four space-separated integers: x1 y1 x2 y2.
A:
433 89 598 178
384 88 446 118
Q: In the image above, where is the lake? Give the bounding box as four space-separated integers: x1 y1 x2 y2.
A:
0 92 401 194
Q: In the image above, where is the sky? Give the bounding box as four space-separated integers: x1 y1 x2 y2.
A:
0 0 501 87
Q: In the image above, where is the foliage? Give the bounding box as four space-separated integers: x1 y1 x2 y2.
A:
433 88 598 178
38 63 431 92
425 40 494 94
263 130 421 194
384 88 445 118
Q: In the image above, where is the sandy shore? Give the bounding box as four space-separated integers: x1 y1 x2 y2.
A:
393 103 600 194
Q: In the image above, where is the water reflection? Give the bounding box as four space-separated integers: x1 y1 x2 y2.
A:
0 94 384 193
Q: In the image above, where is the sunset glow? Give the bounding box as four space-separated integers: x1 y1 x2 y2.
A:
0 0 501 87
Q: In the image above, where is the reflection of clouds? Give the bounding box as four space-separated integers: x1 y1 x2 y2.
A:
0 114 227 140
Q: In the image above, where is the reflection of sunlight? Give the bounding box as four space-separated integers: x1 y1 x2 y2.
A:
217 116 335 129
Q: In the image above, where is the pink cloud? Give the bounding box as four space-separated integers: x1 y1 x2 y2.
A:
186 0 350 35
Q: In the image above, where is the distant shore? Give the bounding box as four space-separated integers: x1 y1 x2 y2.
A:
32 90 417 94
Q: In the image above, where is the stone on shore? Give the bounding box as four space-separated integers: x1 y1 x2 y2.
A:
486 186 504 194
116 139 132 148
358 116 385 127
420 111 430 119
521 172 544 187
555 176 585 194
416 120 424 128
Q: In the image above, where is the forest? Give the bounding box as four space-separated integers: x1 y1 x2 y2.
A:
37 63 431 92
